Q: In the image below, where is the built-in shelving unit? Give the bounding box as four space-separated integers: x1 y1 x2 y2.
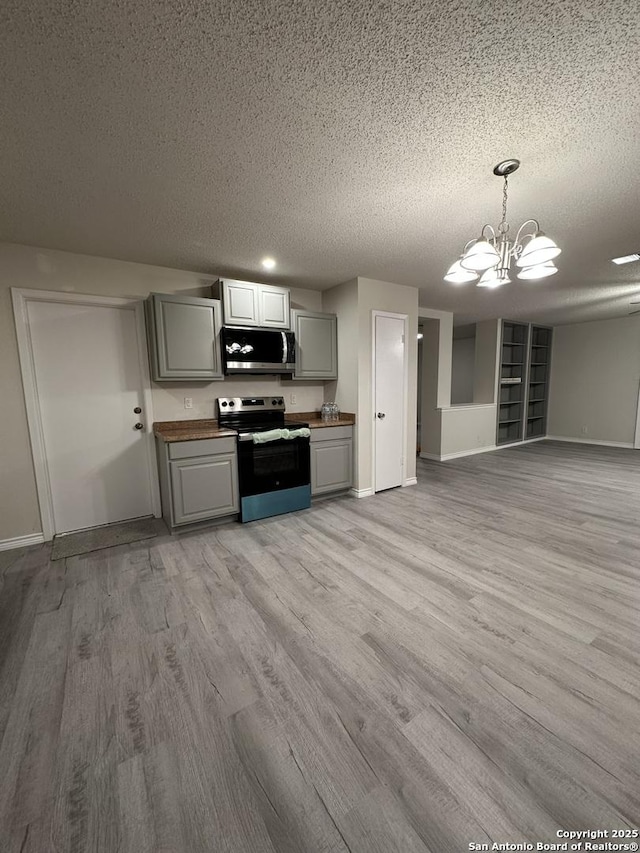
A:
497 320 553 446
497 321 528 445
526 325 552 439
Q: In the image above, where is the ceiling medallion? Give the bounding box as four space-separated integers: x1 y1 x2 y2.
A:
445 159 561 287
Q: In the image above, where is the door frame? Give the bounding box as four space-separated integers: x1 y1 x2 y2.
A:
11 288 161 541
371 310 410 493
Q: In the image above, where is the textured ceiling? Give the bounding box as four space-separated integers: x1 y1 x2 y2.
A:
2 0 640 325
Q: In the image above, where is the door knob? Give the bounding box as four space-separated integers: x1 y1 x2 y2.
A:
134 406 142 414
376 412 386 419
134 422 144 430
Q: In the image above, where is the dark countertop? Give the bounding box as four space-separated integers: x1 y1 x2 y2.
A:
153 419 237 442
287 411 356 429
154 412 355 442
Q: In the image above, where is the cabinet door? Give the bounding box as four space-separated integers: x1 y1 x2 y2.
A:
311 438 352 496
258 285 290 328
222 280 259 326
292 309 337 379
149 293 222 380
170 453 238 525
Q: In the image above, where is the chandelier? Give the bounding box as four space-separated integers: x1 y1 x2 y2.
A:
444 159 561 287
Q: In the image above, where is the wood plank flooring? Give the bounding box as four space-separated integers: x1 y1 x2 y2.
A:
1 440 639 852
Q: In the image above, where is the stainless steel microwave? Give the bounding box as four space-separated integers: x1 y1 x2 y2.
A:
221 327 296 374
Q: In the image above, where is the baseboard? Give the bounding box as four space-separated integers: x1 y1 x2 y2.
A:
402 477 418 487
0 532 46 552
421 436 552 463
547 435 634 449
421 445 497 462
350 487 374 499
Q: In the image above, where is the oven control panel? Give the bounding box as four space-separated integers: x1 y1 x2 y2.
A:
217 396 285 415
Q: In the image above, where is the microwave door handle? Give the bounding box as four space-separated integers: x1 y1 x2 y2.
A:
281 331 287 364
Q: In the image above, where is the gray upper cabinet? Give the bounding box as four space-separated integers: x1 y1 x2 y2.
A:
292 309 338 379
215 279 290 328
146 292 223 381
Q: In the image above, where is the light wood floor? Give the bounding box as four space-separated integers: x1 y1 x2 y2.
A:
1 440 639 852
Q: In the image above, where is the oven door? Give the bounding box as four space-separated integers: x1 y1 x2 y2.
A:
237 435 310 497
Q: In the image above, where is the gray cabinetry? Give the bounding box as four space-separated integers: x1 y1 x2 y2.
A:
215 279 291 329
310 426 352 496
157 436 239 528
292 309 338 379
146 292 223 381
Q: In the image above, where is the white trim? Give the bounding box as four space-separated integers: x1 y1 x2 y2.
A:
0 533 46 552
350 487 374 499
371 310 409 495
440 403 496 411
420 436 547 462
547 435 635 449
11 288 161 542
402 477 418 487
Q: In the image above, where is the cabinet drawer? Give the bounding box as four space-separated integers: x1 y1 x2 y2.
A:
310 425 353 443
168 436 236 459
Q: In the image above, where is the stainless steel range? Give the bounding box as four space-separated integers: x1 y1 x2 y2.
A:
216 396 311 523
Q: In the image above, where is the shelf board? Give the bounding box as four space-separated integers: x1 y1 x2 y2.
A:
527 415 545 420
500 401 522 406
528 398 545 403
501 378 522 385
501 362 525 366
499 418 522 425
530 362 548 366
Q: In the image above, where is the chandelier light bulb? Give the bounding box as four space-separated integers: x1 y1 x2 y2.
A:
516 233 561 268
516 262 559 280
459 239 501 272
444 259 479 283
477 267 510 288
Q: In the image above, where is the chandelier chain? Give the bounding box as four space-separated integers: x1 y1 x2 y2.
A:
499 176 509 234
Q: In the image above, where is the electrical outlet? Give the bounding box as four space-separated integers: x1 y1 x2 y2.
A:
184 397 193 409
290 393 297 405
581 425 588 435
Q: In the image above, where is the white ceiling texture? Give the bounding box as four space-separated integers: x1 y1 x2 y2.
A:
2 0 640 325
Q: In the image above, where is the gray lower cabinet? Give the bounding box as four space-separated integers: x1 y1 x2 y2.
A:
291 309 338 379
310 426 353 496
146 292 223 381
157 436 239 528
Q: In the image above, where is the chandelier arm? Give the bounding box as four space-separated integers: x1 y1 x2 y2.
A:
514 219 540 249
481 224 497 245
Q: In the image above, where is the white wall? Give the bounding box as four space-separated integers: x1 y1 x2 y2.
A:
0 243 325 541
451 336 475 404
473 319 500 404
419 318 442 457
439 405 497 457
548 316 640 445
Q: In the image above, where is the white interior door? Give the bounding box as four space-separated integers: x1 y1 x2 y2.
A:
374 313 406 491
26 298 154 534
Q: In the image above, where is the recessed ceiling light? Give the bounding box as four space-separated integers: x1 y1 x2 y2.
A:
261 257 276 271
612 253 640 265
